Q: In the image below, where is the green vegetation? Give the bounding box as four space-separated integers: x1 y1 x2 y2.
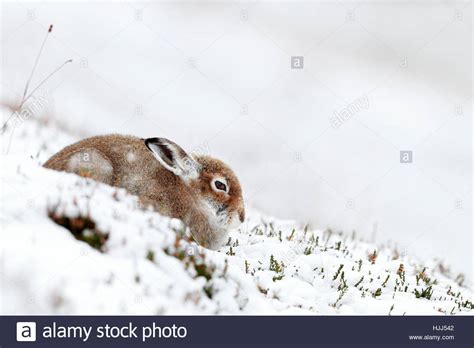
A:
48 210 108 252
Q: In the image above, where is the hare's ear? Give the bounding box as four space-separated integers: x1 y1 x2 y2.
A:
145 137 200 180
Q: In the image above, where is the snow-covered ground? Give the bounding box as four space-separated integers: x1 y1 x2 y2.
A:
0 115 472 315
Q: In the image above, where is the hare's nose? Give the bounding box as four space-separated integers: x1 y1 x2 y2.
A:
238 209 245 223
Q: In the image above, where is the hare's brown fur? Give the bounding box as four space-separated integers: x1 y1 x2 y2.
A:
43 134 244 249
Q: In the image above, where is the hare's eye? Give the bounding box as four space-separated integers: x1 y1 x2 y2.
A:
214 180 227 192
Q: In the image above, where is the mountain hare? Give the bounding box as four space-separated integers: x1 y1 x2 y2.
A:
43 135 245 249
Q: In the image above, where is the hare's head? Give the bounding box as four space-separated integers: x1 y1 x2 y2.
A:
145 137 245 232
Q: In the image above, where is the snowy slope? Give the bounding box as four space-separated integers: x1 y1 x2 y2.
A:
0 114 472 315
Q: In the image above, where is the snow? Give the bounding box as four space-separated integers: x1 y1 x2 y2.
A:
0 115 472 315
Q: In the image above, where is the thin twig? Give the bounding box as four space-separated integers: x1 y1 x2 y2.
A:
1 24 71 136
22 24 53 101
23 59 73 104
1 58 72 134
